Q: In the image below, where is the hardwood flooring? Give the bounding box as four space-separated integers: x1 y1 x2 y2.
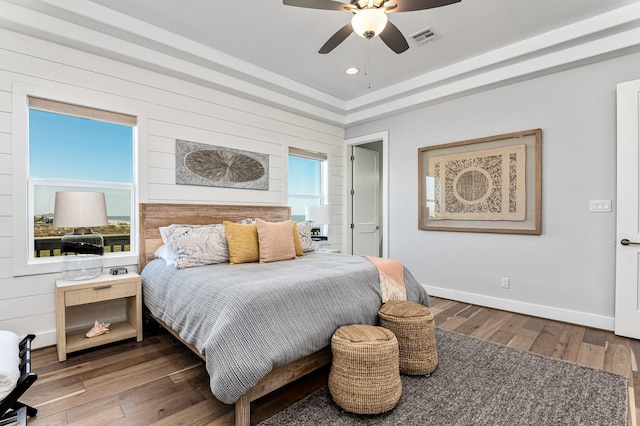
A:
19 296 639 425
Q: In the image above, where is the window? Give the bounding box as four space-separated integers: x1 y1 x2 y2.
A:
287 147 327 223
28 97 136 262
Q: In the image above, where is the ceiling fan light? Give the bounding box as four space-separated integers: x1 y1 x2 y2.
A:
351 9 388 39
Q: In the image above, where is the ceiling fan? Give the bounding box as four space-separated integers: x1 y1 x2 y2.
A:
283 0 461 54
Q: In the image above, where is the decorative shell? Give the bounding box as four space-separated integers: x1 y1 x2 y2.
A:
86 320 110 338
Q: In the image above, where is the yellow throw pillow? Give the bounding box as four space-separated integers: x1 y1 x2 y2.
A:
223 221 259 264
292 222 304 257
256 218 296 263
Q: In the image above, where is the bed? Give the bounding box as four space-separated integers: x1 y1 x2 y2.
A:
138 203 428 426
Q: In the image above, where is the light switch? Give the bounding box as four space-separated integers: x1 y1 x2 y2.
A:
589 200 612 212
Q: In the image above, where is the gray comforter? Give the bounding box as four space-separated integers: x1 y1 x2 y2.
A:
141 252 428 404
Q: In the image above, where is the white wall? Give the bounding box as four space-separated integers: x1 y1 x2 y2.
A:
0 28 345 347
2 24 635 348
347 52 640 330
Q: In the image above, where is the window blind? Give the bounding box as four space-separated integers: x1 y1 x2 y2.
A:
288 147 328 161
28 96 137 126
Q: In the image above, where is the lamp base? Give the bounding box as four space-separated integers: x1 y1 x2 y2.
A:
60 230 104 280
61 255 103 280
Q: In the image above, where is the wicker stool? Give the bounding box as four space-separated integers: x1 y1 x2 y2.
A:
328 324 402 414
378 300 438 375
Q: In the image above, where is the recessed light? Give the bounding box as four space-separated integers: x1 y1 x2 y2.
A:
345 67 359 75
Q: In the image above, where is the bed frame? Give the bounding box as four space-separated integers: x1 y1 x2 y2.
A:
139 203 332 426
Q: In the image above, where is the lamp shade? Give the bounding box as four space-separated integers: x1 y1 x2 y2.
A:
305 204 331 225
53 192 108 228
351 9 388 39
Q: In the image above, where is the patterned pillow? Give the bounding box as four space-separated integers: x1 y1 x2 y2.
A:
256 218 296 263
224 221 260 264
164 224 229 269
296 220 315 252
292 222 304 257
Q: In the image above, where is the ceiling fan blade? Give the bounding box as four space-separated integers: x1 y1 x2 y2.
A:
283 0 354 11
379 21 409 54
319 23 353 54
386 0 461 13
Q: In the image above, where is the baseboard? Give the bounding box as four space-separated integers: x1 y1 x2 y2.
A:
425 285 615 331
31 329 57 350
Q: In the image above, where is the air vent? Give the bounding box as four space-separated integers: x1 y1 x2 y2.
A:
411 26 441 44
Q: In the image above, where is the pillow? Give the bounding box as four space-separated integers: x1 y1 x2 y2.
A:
296 220 316 252
224 221 260 264
0 331 19 401
159 226 170 244
292 222 304 257
154 244 177 267
164 224 228 268
255 218 296 263
236 218 256 225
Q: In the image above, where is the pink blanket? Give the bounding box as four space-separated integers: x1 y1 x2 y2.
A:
363 256 407 303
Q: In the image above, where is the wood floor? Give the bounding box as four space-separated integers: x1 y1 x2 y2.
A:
19 296 639 425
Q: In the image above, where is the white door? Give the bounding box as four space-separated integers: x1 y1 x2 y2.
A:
351 146 381 256
615 78 640 339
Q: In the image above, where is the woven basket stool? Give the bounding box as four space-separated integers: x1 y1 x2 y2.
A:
378 300 438 375
328 324 402 415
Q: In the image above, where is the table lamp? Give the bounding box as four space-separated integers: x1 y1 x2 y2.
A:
305 204 330 246
53 191 108 280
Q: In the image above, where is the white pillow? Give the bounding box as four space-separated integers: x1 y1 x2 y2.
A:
154 244 176 267
159 226 170 244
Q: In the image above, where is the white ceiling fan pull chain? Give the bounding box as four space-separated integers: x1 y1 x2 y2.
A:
367 38 372 89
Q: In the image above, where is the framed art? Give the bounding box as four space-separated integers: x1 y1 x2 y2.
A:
176 139 269 190
418 129 542 234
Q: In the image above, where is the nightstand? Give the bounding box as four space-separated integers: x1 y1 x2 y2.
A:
318 248 341 253
55 271 142 362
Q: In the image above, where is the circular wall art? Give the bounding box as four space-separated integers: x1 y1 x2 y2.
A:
184 150 265 183
176 139 269 190
452 167 492 205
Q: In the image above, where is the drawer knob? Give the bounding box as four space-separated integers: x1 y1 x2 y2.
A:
93 285 112 290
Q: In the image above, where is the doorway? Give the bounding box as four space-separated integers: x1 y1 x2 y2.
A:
615 78 640 339
346 131 389 257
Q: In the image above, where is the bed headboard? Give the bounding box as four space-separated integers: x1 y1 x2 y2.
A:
139 203 291 269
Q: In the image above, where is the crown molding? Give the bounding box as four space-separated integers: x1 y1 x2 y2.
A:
1 0 639 127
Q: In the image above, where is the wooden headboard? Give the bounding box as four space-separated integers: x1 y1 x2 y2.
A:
138 203 291 269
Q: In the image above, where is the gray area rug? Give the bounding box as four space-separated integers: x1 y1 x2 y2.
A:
259 328 628 425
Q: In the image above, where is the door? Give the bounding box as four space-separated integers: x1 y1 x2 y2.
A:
351 145 381 256
615 78 640 339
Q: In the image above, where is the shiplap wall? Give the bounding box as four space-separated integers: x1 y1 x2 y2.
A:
0 28 345 348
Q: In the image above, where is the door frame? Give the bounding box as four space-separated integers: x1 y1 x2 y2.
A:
614 78 640 339
346 131 389 258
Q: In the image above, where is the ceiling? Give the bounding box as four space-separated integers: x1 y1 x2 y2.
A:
2 0 640 125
